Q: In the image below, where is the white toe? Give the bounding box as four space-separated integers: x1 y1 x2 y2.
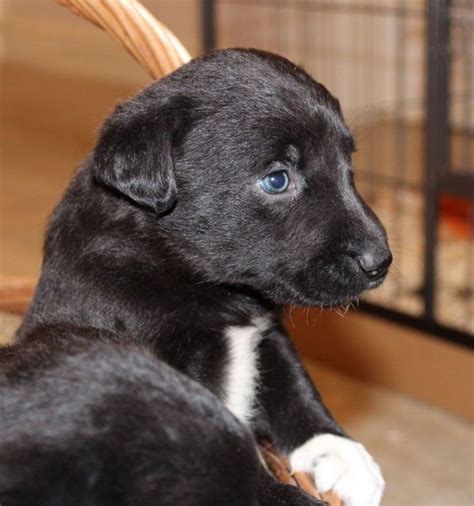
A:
311 453 347 492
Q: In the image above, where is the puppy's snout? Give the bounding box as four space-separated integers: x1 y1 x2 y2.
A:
345 240 392 282
357 250 392 281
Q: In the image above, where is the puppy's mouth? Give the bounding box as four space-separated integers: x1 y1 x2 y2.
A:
269 271 388 309
269 279 357 308
367 275 387 290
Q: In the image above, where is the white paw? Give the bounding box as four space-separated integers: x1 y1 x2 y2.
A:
289 433 385 506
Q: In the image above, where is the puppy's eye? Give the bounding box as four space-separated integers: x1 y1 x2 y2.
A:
259 170 289 194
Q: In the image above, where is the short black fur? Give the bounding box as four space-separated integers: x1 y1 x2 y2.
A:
1 49 391 505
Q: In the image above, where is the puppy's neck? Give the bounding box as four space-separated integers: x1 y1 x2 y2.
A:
20 172 281 341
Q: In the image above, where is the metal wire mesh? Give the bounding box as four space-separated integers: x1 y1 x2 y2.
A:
437 0 474 335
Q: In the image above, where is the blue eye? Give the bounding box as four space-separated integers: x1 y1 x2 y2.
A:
259 170 290 194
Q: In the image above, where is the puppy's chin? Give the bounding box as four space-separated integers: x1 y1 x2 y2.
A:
264 275 387 309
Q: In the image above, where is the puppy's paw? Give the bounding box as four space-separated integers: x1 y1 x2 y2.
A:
289 433 384 506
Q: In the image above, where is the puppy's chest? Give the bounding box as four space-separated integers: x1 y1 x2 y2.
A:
222 316 271 424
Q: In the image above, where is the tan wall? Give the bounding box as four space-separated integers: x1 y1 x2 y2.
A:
3 0 202 85
287 309 474 420
0 0 6 61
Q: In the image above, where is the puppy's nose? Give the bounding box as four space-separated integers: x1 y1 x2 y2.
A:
357 250 392 281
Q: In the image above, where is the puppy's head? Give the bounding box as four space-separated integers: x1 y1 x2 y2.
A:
93 49 391 307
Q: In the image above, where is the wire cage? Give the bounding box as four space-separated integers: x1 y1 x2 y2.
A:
202 0 474 347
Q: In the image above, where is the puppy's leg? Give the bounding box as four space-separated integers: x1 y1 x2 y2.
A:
0 331 259 506
255 327 385 506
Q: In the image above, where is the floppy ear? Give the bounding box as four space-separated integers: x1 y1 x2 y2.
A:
92 93 190 214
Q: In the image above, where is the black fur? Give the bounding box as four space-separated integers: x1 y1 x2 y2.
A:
1 49 391 505
0 326 259 505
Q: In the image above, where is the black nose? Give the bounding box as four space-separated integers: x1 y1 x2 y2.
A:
357 251 392 281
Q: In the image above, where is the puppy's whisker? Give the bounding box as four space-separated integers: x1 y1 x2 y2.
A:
284 305 296 329
349 298 360 311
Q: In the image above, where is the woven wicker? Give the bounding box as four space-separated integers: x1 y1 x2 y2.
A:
57 0 190 78
51 1 342 503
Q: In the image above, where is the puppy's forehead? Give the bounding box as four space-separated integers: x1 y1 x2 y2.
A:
237 52 341 116
175 48 341 112
222 51 348 133
313 104 352 141
167 49 353 150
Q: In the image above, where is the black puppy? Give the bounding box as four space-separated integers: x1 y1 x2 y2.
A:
1 49 390 505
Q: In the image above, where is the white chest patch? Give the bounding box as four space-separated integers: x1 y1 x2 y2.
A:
223 316 270 424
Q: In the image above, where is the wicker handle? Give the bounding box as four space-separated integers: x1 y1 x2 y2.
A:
55 1 342 504
57 0 190 78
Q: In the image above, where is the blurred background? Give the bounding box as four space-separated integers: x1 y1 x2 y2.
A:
0 1 473 504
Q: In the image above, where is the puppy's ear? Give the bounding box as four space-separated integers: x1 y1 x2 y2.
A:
92 93 191 214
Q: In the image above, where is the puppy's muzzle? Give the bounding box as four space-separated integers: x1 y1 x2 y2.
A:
346 240 392 283
357 250 392 281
